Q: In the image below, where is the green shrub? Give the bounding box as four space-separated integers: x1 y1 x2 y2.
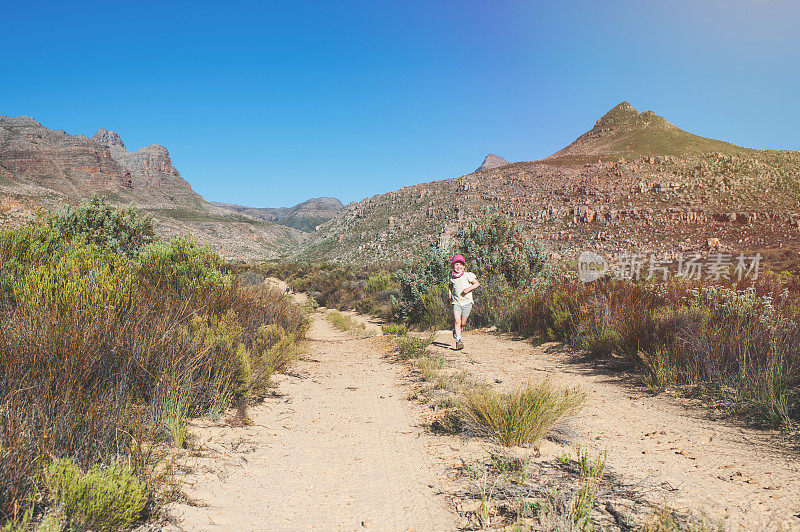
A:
0 222 309 521
10 239 134 314
419 283 451 329
138 236 229 296
364 270 395 295
396 335 434 360
417 356 445 382
48 195 155 259
585 325 622 358
250 323 302 392
393 246 452 323
45 458 146 531
189 309 250 399
381 323 408 336
159 380 192 448
459 381 585 447
459 212 547 290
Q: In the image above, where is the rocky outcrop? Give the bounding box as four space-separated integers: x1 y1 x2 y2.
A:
477 154 508 172
92 130 192 194
0 116 128 191
92 128 125 149
0 116 198 204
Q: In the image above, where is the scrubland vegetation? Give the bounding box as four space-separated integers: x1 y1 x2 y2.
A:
272 212 800 429
397 214 800 428
514 276 800 426
0 197 307 529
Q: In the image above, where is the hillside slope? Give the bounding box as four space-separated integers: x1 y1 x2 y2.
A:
299 102 800 269
0 116 306 260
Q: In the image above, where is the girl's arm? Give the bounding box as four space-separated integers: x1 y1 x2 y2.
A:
460 278 480 296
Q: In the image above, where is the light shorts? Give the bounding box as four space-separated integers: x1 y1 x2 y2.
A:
453 302 473 318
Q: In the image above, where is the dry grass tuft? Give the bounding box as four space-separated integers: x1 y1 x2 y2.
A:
459 381 585 447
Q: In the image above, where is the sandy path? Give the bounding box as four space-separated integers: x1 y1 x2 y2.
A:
169 312 456 531
429 329 800 531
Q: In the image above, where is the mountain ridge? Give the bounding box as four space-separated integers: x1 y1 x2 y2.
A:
299 102 800 269
212 197 344 232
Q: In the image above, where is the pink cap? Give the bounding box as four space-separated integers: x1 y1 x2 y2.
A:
451 254 466 265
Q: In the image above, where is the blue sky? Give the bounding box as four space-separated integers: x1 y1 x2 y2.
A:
1 0 798 207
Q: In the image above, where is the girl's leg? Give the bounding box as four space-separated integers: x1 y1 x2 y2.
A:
453 308 463 339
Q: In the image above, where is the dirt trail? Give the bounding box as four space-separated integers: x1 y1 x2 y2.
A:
168 279 798 531
169 309 456 531
429 329 800 531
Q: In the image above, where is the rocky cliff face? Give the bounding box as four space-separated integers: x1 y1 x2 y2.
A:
300 102 800 270
0 116 307 260
476 154 508 172
0 116 130 194
92 129 193 195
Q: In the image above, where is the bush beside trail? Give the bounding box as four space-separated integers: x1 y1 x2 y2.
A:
0 197 308 528
257 261 401 318
514 276 800 426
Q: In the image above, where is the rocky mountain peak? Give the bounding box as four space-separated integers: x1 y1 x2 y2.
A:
476 153 508 172
593 101 670 131
546 101 745 162
93 128 126 149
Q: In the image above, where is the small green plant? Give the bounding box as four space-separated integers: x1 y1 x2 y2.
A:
45 458 147 532
459 380 585 447
488 452 529 484
381 323 408 336
364 270 395 295
575 445 606 479
34 513 62 532
417 356 444 382
476 470 498 528
431 411 464 434
434 369 468 392
638 348 678 389
395 335 434 360
570 446 606 530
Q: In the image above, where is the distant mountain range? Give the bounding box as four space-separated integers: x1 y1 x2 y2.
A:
212 197 344 233
3 103 799 270
0 116 342 259
298 102 800 271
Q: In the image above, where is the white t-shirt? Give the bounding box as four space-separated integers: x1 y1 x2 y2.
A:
449 272 477 306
